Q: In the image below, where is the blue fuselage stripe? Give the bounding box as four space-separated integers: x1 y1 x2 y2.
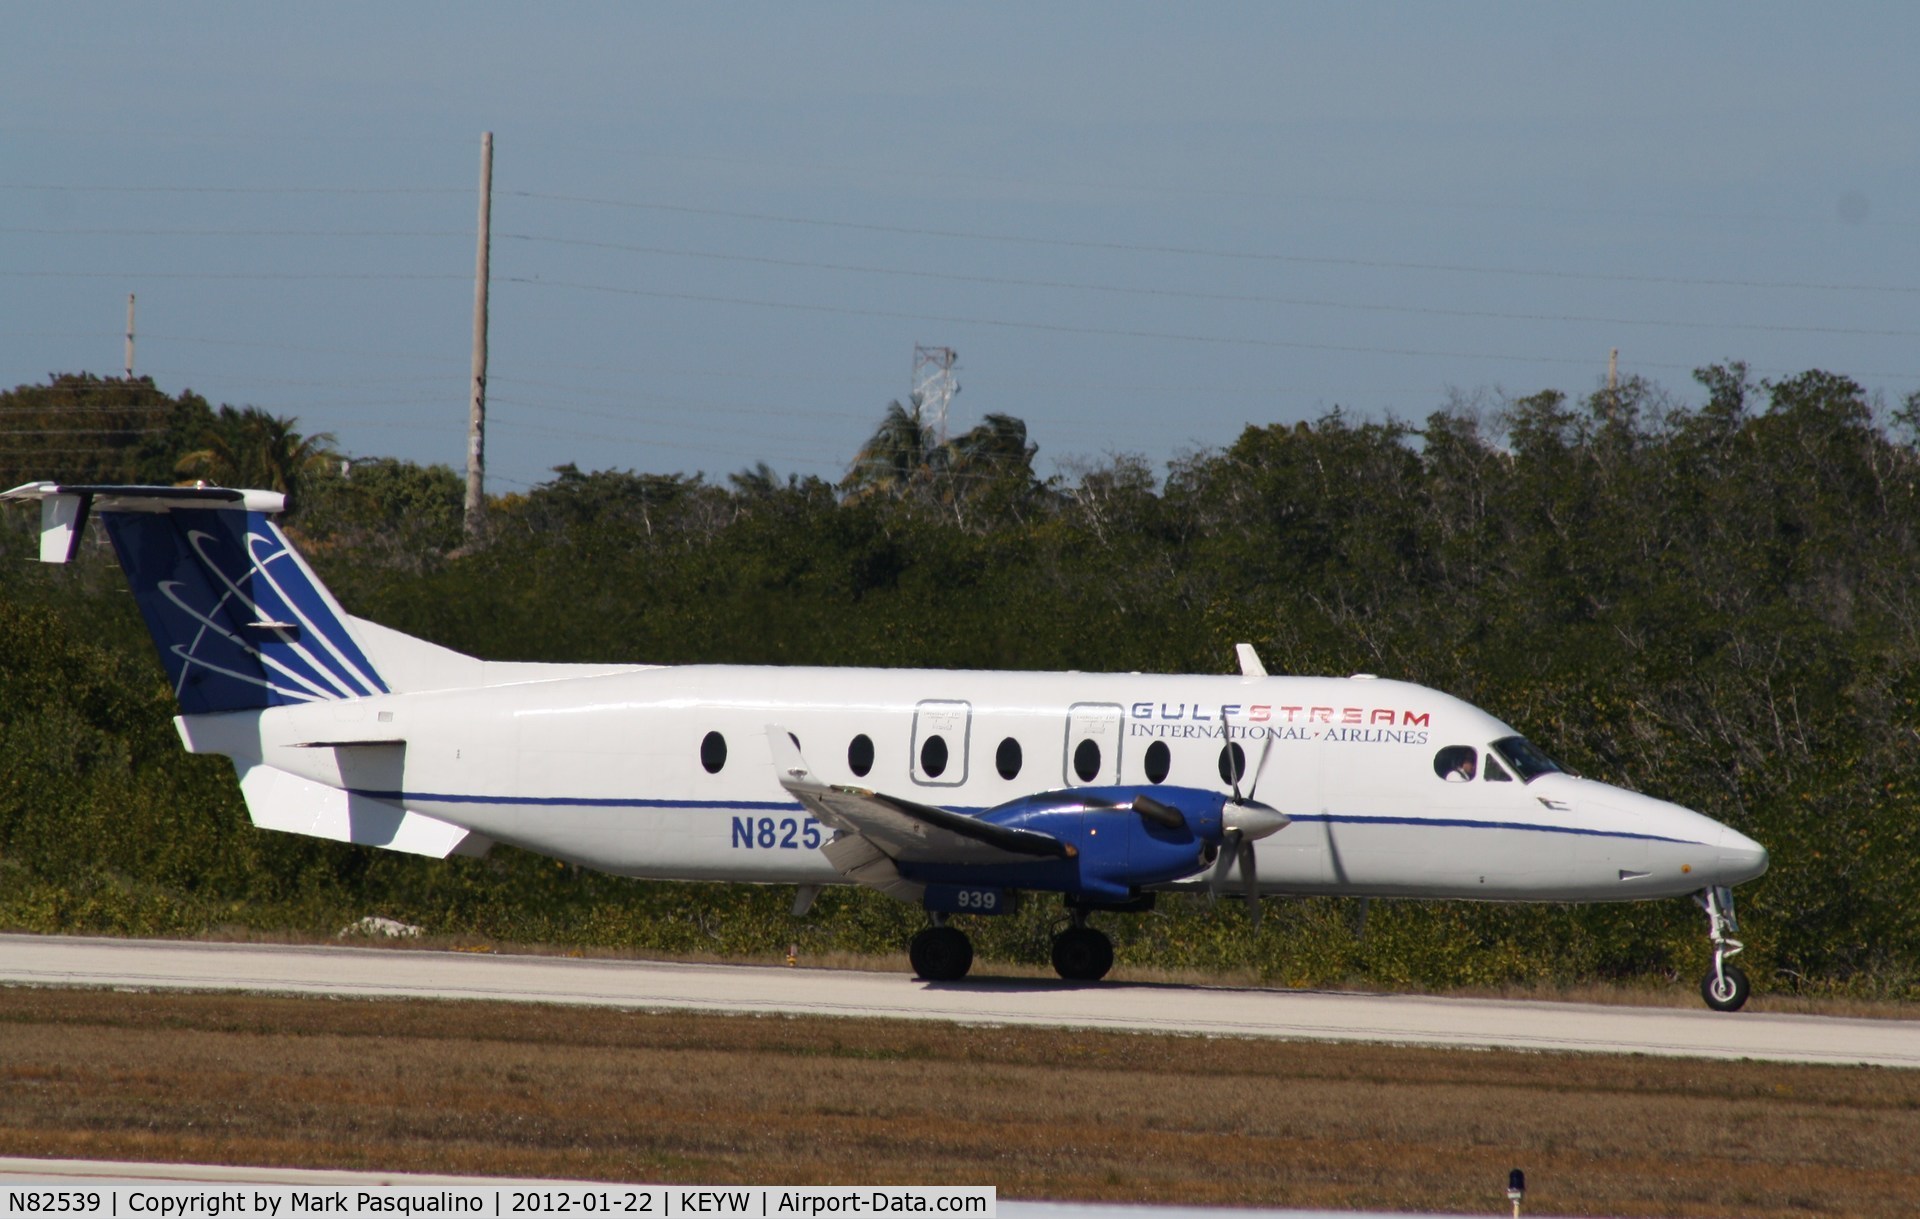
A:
349 790 1710 847
1286 813 1703 846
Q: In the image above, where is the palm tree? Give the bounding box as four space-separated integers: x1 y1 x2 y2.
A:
839 399 937 503
175 407 337 515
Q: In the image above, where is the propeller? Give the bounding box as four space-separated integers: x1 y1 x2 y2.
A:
1212 706 1289 931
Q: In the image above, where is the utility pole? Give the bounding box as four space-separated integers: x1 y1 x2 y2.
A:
1604 347 1620 423
125 294 135 379
464 132 493 543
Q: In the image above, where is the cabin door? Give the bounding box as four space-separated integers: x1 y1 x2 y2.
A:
1062 702 1124 786
910 699 971 787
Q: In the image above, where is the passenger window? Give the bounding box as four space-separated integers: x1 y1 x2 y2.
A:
920 735 949 779
1483 755 1513 782
1218 742 1246 785
1433 745 1477 782
701 731 727 774
848 734 874 777
1073 739 1101 783
996 737 1022 780
1144 740 1171 784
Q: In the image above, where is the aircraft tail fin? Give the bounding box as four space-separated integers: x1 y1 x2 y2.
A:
4 481 390 714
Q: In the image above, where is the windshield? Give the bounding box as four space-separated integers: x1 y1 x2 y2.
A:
1491 736 1565 783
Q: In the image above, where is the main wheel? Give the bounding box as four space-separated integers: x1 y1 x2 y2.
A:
909 926 973 981
1050 927 1114 982
1701 961 1751 1012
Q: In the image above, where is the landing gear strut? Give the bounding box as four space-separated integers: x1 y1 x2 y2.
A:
909 916 973 982
1695 885 1750 1012
1051 911 1114 982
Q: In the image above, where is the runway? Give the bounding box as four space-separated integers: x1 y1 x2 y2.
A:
2 932 1916 1068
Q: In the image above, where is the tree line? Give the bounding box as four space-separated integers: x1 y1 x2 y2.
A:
3 367 1919 998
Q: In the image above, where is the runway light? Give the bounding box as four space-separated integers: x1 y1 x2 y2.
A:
1507 1168 1526 1217
786 942 799 967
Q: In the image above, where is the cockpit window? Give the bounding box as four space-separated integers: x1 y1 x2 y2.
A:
1491 736 1564 782
1433 745 1478 782
1483 755 1513 782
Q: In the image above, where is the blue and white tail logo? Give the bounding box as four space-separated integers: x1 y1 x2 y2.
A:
102 508 389 715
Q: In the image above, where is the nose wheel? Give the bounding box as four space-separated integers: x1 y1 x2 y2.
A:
1695 886 1751 1012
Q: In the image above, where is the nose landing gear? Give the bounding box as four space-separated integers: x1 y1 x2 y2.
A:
1695 885 1750 1012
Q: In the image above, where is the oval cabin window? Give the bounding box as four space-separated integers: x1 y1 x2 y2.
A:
1073 738 1102 783
996 737 1022 780
920 734 949 779
1217 741 1246 786
848 734 875 777
1144 740 1171 784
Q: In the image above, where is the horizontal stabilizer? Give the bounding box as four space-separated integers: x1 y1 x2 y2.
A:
237 764 489 859
4 481 385 714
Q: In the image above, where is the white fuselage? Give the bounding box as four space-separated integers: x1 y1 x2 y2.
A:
178 664 1768 904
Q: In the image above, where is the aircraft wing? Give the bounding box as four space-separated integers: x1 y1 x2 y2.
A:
766 727 1072 901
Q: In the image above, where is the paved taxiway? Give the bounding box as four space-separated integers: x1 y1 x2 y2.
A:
2 933 1915 1067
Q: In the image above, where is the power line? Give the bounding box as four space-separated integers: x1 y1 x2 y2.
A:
139 333 466 367
1 270 464 283
0 227 467 238
0 427 164 436
488 378 875 422
486 414 848 465
489 397 850 447
504 190 1920 297
499 276 1920 380
0 183 462 196
500 231 1920 340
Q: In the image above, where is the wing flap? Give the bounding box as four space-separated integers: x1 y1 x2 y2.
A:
767 726 1072 872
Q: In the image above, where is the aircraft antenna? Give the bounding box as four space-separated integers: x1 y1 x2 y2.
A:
913 345 959 444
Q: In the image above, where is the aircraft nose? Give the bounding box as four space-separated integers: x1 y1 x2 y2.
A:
1714 823 1769 884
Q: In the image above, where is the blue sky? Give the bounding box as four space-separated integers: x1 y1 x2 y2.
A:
5 3 1916 491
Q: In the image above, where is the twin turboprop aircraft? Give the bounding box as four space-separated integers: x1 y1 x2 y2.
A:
6 481 1771 1009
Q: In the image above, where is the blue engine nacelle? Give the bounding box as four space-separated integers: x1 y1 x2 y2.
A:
898 785 1233 903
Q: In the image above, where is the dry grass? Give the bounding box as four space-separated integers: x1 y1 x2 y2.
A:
1 987 1917 1216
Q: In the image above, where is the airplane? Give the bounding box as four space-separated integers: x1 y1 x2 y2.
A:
4 480 1771 1009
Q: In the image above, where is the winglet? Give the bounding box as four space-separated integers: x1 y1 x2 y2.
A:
1235 643 1268 678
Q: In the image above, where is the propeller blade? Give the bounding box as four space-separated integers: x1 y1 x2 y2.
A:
1131 794 1186 830
1218 704 1248 803
1241 840 1262 932
1244 727 1277 804
1209 829 1243 895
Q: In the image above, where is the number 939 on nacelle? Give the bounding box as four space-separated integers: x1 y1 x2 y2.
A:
922 885 1015 915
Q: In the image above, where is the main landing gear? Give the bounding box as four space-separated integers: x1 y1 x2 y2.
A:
906 911 1117 983
1695 885 1750 1012
908 917 974 982
1051 912 1114 983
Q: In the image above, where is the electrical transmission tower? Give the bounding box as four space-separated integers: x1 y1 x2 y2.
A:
912 345 959 443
